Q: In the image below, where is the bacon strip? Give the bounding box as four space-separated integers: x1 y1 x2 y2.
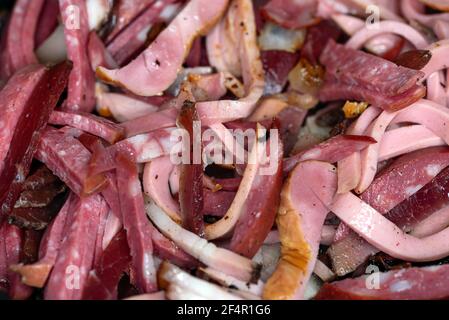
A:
49 111 125 144
44 194 106 300
0 62 72 218
59 0 96 112
98 0 229 96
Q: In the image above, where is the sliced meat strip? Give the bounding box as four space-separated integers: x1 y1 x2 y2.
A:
35 0 60 48
329 147 449 275
35 128 107 197
11 194 73 288
229 131 283 258
82 230 131 300
87 31 118 71
98 0 229 96
203 189 235 217
178 102 204 235
106 0 179 66
261 0 319 30
44 194 106 300
143 157 181 224
330 192 449 262
315 264 449 300
104 0 156 43
263 161 337 300
283 135 376 174
59 0 96 112
116 153 157 293
123 108 177 138
49 111 125 144
0 62 72 218
319 39 426 111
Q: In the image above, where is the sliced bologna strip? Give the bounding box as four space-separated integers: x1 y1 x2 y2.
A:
35 127 107 197
59 0 96 112
82 230 131 300
115 153 157 293
315 264 449 300
0 62 72 219
283 135 376 174
49 111 125 144
44 194 106 300
263 161 337 300
11 194 73 288
98 0 229 96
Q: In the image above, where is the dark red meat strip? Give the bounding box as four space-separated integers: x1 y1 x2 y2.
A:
0 61 72 219
49 111 125 144
82 230 131 300
44 194 106 300
59 0 96 112
35 0 60 48
203 189 235 217
301 20 341 65
319 39 426 111
261 50 300 95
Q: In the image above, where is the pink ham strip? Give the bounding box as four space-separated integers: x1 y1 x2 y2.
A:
421 40 449 79
21 0 45 65
96 91 159 122
378 125 445 162
115 153 157 293
123 108 178 137
106 0 178 66
332 14 403 58
346 20 429 50
98 0 229 96
197 0 265 125
35 128 104 197
331 192 449 262
44 194 106 300
355 110 399 194
11 194 73 288
59 0 96 112
283 134 377 174
330 147 449 275
401 0 449 28
337 107 382 194
49 111 125 144
87 32 118 71
265 161 337 300
143 156 182 224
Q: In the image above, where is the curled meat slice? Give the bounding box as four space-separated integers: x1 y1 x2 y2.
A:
261 0 319 30
98 0 229 96
315 264 449 300
330 192 449 262
263 161 337 300
146 201 258 283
